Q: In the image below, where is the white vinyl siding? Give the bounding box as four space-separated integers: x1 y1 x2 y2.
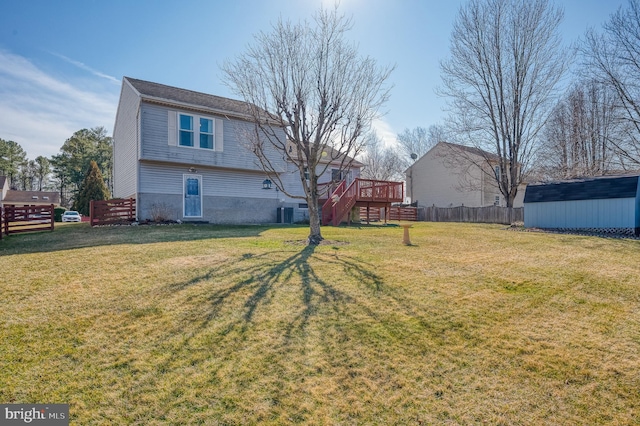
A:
139 162 299 199
113 80 141 199
143 103 283 172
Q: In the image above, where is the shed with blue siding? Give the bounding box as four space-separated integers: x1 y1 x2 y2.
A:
523 175 640 236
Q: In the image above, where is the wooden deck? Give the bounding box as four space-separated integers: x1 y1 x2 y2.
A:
321 178 404 226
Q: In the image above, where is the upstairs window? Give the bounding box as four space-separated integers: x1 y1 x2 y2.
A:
177 113 215 150
179 114 194 147
200 118 213 149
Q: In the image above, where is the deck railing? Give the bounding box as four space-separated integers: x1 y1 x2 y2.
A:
355 179 404 203
322 179 404 226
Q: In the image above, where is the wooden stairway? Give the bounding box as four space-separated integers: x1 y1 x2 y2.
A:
321 178 404 226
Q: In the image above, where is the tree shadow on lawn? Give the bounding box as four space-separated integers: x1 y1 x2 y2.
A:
166 244 383 326
154 245 388 371
0 223 290 256
104 245 473 423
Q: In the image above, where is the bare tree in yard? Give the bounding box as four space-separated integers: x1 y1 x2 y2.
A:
440 0 570 206
359 132 404 181
222 8 393 244
538 80 619 180
582 0 640 167
395 125 447 167
396 127 430 165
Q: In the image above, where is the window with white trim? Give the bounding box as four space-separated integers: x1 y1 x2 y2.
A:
199 117 213 149
178 113 215 150
179 114 194 147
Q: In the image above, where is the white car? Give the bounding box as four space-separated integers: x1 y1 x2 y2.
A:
62 211 82 222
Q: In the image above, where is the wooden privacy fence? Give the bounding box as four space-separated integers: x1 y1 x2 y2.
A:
90 198 136 226
1 204 54 239
389 207 418 221
424 205 523 225
358 206 419 222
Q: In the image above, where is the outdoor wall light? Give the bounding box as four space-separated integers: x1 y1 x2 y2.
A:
262 179 272 189
188 167 197 173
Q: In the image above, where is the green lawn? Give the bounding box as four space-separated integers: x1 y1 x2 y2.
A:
1 222 639 424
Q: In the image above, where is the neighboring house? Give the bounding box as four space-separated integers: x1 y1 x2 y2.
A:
524 174 640 236
0 176 60 208
299 143 363 200
112 77 361 224
405 142 525 208
0 176 6 203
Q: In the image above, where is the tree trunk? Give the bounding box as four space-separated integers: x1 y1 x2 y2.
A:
307 190 323 245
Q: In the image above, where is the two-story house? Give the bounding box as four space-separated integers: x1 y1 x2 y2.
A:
112 77 361 224
405 142 525 208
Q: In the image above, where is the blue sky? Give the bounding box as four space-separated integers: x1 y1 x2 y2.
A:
0 0 627 159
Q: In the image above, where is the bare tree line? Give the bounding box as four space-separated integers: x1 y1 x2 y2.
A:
359 0 640 199
0 127 113 207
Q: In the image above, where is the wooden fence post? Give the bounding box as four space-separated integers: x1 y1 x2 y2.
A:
90 200 95 227
3 206 8 236
49 204 55 231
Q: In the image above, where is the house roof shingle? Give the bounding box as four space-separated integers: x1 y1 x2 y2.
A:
3 190 61 205
125 77 254 118
524 175 640 203
439 142 501 162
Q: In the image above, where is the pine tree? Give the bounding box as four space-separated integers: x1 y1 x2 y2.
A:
73 160 110 216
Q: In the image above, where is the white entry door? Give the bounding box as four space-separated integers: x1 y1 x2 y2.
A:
184 175 202 218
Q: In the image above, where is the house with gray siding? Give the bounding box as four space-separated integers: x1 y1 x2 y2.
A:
523 174 640 236
113 77 359 224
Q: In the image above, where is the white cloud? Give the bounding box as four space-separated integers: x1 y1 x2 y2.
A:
49 52 120 85
371 118 397 149
0 50 119 159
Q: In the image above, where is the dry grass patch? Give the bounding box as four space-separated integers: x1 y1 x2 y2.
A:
1 222 639 424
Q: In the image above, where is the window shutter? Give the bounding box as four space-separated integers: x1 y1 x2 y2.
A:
168 111 177 146
215 118 224 152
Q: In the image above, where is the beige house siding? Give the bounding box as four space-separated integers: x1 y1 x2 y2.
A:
0 176 8 203
406 142 523 208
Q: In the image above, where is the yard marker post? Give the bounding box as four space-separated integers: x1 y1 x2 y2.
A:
401 223 412 245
